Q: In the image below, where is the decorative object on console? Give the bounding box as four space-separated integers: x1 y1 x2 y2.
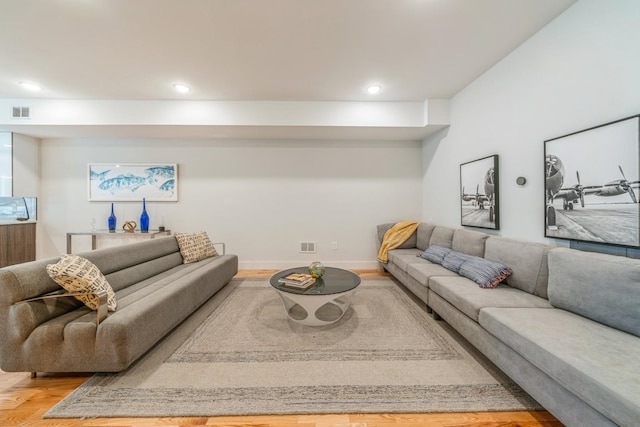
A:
308 261 325 278
108 203 116 232
175 231 219 264
88 163 178 202
123 221 137 233
140 198 149 233
460 155 500 230
544 114 640 248
45 254 117 311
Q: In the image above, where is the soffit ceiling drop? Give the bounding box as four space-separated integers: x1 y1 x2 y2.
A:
0 0 576 140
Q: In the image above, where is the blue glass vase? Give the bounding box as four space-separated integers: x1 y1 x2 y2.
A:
140 198 149 233
108 203 116 232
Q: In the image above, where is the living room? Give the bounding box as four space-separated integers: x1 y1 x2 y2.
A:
1 1 639 426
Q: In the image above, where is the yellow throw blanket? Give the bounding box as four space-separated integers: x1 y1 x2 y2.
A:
377 220 419 264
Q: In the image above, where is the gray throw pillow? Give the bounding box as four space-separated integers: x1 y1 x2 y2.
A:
441 250 474 273
459 256 513 289
419 245 452 265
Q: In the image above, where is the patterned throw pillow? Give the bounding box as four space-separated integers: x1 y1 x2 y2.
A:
46 254 117 311
174 231 219 264
419 245 452 265
441 250 475 273
458 256 513 289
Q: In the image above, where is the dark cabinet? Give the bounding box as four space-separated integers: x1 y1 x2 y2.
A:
0 222 36 267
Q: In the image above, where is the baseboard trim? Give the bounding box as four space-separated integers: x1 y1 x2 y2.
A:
238 260 382 270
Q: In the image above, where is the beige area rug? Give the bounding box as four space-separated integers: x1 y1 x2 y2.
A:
45 278 541 418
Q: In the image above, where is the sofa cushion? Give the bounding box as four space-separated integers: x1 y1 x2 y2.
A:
406 261 458 287
458 256 512 289
387 248 422 271
175 231 219 264
376 223 417 249
416 223 436 250
82 236 180 277
429 276 552 322
484 236 550 298
452 229 489 257
46 254 117 311
479 307 640 427
419 245 451 264
429 226 455 249
548 247 640 338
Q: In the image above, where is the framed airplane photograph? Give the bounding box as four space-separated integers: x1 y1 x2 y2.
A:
460 155 500 230
544 114 640 248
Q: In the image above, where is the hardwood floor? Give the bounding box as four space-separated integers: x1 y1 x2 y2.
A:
0 270 564 427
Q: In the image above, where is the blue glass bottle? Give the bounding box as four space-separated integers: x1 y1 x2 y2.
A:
140 198 149 233
108 203 116 232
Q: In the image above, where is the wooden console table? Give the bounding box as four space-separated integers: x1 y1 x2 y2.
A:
66 229 171 254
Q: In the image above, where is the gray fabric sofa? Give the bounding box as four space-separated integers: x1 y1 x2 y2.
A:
378 222 640 427
0 236 238 374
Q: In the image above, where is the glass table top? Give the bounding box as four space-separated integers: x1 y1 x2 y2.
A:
269 266 361 295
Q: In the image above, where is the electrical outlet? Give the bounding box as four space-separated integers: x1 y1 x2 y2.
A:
332 241 339 250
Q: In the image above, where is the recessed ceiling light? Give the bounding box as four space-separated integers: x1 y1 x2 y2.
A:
366 85 382 95
18 81 42 91
173 83 191 93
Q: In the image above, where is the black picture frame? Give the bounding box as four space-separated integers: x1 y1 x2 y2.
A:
460 155 499 230
544 114 640 248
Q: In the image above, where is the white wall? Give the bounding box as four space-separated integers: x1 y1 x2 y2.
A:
422 0 640 244
40 138 422 268
12 133 39 197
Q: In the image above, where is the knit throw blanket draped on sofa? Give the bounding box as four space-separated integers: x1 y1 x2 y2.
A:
377 220 419 263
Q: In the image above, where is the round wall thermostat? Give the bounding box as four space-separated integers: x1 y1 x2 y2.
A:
516 176 527 186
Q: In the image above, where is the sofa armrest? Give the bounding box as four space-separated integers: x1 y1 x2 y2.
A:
212 242 226 255
19 289 109 325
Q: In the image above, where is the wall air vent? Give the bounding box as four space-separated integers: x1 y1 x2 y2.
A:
12 106 30 118
300 241 316 253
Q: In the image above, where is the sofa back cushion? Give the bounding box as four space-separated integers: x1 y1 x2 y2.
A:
452 229 489 258
547 247 640 338
83 236 183 292
416 223 436 250
376 223 417 249
429 226 455 249
484 236 550 298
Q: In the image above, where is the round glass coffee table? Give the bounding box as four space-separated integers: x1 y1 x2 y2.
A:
269 266 361 326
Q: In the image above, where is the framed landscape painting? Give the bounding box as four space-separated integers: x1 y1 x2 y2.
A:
544 114 640 248
88 163 178 201
460 155 499 230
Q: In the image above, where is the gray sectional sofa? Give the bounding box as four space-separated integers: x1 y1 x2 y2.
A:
0 236 238 374
378 222 640 427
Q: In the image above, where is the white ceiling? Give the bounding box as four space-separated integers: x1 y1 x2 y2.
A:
0 0 576 140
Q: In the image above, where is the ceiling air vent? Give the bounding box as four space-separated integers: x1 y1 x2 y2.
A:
300 241 316 253
12 106 30 118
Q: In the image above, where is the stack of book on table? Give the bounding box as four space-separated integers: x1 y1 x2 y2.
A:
278 273 316 289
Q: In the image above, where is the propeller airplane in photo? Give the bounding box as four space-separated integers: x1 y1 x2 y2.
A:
461 167 496 222
545 154 640 227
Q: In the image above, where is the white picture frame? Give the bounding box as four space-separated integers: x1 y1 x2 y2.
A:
88 163 178 201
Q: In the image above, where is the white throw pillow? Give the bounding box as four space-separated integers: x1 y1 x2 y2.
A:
46 254 117 311
175 231 218 264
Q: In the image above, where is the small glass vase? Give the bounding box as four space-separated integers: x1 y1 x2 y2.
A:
108 203 117 232
140 198 149 233
309 261 326 278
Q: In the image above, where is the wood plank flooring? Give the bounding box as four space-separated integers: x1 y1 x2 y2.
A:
0 270 564 426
